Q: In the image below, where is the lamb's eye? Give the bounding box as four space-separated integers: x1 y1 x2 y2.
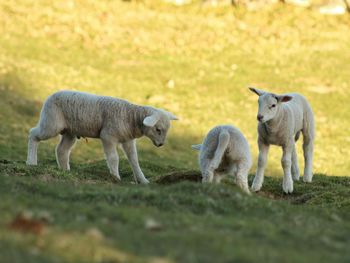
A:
271 104 276 108
156 128 162 135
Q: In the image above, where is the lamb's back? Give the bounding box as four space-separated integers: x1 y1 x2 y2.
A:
201 125 250 162
284 93 312 133
48 91 130 138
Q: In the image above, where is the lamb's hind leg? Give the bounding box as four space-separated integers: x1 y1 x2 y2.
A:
101 136 121 181
26 102 65 165
56 134 76 170
27 127 41 165
291 146 300 181
213 172 223 184
26 125 62 165
235 164 251 195
302 111 314 183
303 137 314 183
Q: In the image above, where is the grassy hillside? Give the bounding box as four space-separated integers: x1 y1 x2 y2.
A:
0 0 350 262
1 161 350 263
1 0 350 174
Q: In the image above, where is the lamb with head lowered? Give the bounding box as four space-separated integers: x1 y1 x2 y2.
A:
26 90 178 184
192 125 252 194
249 87 315 194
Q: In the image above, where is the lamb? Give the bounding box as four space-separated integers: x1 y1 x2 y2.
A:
249 87 315 194
192 125 252 194
26 90 178 184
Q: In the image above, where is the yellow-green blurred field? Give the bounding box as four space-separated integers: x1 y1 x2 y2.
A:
1 1 350 262
1 0 350 175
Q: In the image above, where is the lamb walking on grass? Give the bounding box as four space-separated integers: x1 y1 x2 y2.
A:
26 90 178 184
192 125 252 194
249 87 315 194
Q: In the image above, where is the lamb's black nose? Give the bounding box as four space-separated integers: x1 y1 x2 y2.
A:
158 143 163 147
257 114 264 121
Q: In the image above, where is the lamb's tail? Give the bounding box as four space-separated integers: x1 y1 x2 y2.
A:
191 144 202 151
212 130 230 166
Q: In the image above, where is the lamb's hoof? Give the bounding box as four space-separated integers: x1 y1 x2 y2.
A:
209 163 219 172
251 182 262 192
26 161 37 166
111 175 121 183
282 179 293 194
58 166 70 171
243 188 252 195
202 178 210 183
202 171 214 183
251 176 263 192
213 175 222 184
303 176 312 183
139 179 150 185
292 174 300 181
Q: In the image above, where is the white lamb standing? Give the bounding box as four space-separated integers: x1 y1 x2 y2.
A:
26 90 178 184
192 125 252 194
249 87 315 194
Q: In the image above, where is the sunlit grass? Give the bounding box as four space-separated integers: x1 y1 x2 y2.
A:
1 0 350 175
0 1 350 262
0 162 349 262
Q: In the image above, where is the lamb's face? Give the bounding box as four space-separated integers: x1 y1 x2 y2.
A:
142 109 178 147
257 94 279 123
144 117 170 147
249 87 292 123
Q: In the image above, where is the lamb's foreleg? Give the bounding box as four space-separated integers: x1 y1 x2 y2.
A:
251 140 269 192
282 141 294 194
101 137 121 181
122 140 149 184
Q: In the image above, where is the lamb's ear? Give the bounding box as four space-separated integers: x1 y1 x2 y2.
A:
275 95 293 103
143 114 160 127
191 144 202 151
164 110 179 121
248 87 266 96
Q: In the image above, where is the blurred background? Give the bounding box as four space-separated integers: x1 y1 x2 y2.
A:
1 1 350 262
1 0 349 175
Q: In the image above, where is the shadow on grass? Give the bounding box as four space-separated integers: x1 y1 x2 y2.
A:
0 73 42 118
2 72 349 209
1 158 349 208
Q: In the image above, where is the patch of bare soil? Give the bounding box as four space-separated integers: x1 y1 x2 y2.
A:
156 171 201 184
290 193 314 204
256 190 314 205
256 191 284 200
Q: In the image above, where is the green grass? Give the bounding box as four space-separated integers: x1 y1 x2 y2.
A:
1 161 350 262
1 0 350 262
